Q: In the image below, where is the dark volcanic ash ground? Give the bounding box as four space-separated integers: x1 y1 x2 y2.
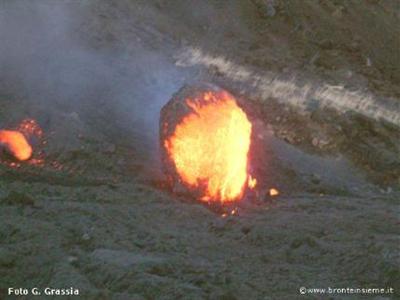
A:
0 1 399 299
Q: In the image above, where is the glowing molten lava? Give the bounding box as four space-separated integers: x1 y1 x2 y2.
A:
0 130 32 161
0 119 44 165
164 90 252 203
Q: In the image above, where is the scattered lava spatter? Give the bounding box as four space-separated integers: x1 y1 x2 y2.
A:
16 118 44 140
163 89 255 203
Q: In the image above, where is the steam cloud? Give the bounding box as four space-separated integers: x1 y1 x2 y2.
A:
0 0 190 159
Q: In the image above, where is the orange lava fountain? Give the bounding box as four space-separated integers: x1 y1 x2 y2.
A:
0 130 32 161
164 90 253 203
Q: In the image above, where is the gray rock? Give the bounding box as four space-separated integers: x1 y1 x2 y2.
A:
91 249 163 268
1 191 35 206
266 0 276 17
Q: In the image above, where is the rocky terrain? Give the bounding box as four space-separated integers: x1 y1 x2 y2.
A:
0 1 399 299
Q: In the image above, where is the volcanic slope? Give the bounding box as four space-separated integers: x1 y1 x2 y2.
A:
0 1 399 299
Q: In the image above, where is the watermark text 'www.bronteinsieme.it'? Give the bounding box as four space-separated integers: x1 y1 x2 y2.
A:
299 286 394 296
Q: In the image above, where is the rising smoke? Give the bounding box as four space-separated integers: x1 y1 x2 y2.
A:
0 0 190 160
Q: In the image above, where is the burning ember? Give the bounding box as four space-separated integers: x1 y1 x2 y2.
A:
160 84 255 203
248 176 257 189
269 188 279 197
0 119 44 164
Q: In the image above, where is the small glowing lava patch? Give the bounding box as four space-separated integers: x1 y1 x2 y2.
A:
269 188 279 197
0 119 46 167
0 130 32 161
164 91 253 203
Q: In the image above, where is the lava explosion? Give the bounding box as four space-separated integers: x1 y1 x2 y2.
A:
161 85 254 203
